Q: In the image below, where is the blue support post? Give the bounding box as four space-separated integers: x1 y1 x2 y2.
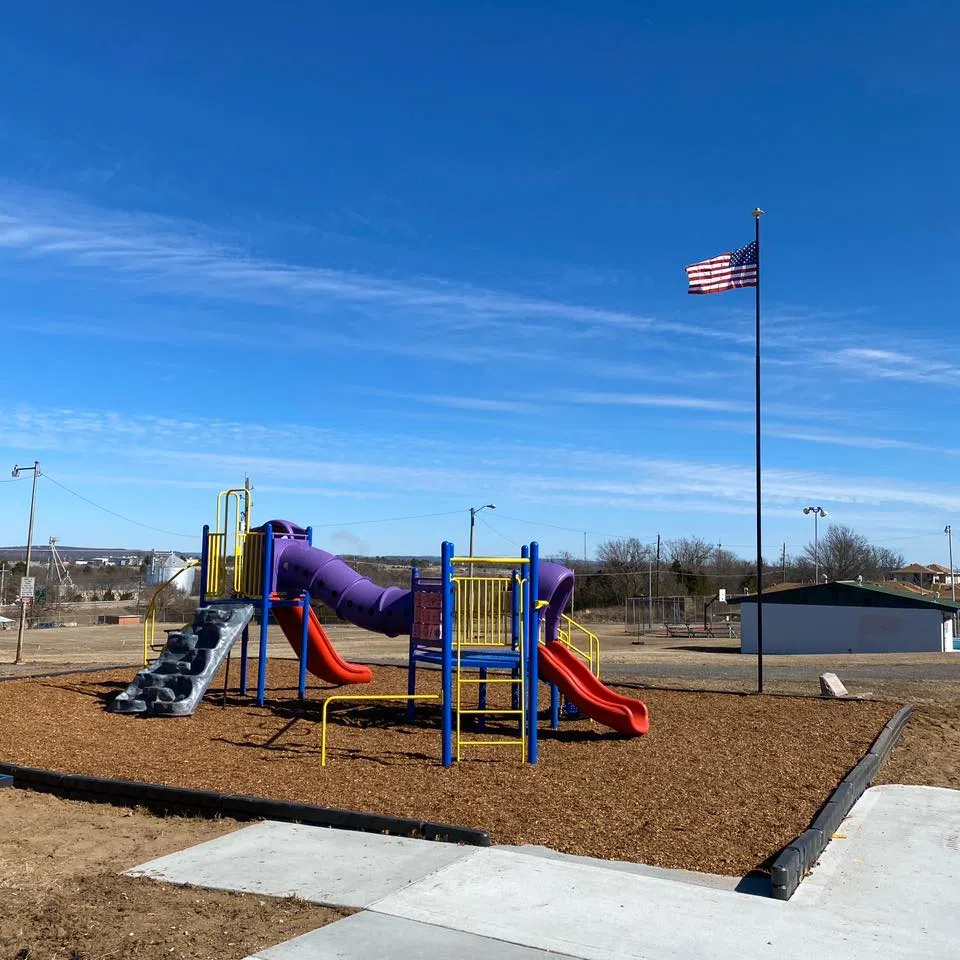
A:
256 522 274 707
441 541 454 766
240 624 249 695
513 552 526 713
306 525 313 547
550 680 560 730
298 590 310 701
527 541 540 764
406 566 419 723
199 524 210 607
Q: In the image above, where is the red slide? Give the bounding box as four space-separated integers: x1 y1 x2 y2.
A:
538 642 648 735
273 604 373 685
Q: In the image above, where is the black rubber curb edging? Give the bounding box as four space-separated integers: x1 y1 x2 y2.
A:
0 761 490 847
769 703 912 901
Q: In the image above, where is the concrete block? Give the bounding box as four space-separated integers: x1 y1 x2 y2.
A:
248 912 572 960
127 820 476 908
819 672 848 697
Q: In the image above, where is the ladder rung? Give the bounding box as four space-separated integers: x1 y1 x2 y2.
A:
457 709 523 716
458 743 524 751
457 677 521 685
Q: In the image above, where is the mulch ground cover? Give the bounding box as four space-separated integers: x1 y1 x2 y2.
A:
0 790 343 960
0 661 897 876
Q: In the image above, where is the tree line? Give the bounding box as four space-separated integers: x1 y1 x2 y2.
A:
554 525 907 610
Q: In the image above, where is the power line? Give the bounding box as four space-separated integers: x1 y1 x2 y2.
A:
478 515 522 549
311 509 465 528
493 511 654 542
41 473 194 539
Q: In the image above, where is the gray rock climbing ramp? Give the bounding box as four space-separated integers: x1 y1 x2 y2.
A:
110 603 254 716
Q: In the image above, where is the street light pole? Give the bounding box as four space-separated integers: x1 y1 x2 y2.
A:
468 503 496 575
803 506 828 584
12 461 41 664
946 525 955 603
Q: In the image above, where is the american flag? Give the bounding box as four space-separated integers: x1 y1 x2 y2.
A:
685 241 758 294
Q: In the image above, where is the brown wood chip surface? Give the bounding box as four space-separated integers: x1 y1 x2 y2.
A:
0 662 896 876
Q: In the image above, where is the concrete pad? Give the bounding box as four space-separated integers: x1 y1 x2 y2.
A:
127 820 476 908
370 845 951 959
496 843 753 892
794 783 960 942
247 912 582 960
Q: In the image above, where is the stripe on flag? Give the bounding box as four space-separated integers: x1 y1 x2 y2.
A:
686 241 758 294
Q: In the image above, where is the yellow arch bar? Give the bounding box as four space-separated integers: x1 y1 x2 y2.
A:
142 559 201 665
321 694 439 767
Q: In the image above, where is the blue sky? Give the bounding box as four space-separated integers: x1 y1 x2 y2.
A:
1 1 958 563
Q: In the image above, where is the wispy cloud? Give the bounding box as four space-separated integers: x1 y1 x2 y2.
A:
0 186 770 353
568 391 751 413
705 418 956 457
830 347 960 386
360 389 539 415
0 187 654 332
8 404 959 520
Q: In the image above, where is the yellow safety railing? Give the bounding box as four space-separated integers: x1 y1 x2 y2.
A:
205 531 226 596
453 575 514 647
556 613 601 678
142 560 201 665
236 530 265 597
321 694 439 766
451 572 526 761
206 485 254 599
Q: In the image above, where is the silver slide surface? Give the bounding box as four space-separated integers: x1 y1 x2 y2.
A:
110 604 254 716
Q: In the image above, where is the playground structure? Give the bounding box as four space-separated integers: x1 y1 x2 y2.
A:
113 488 648 764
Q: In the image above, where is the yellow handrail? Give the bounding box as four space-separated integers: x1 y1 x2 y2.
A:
451 556 529 565
206 486 253 599
142 560 201 665
321 694 439 766
556 613 601 678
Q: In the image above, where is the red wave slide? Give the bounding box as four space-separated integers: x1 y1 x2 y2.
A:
273 603 373 685
538 642 649 735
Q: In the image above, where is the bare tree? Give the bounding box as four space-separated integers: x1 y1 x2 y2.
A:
666 537 715 594
595 537 656 602
805 525 873 581
871 546 905 581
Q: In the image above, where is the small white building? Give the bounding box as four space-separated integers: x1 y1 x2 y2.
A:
734 581 958 655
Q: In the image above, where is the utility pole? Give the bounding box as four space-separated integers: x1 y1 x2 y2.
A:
583 531 587 562
468 503 496 577
0 563 6 605
648 558 653 631
781 542 786 583
654 534 661 599
12 461 41 664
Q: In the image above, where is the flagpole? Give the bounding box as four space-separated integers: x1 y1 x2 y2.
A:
753 207 764 694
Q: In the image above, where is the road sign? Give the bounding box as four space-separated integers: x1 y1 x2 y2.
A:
718 588 727 603
18 577 35 601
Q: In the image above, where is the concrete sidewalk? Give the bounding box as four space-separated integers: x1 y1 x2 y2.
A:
128 784 960 959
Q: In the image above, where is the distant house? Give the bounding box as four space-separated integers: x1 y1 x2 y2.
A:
890 563 956 589
731 581 959 655
927 563 957 586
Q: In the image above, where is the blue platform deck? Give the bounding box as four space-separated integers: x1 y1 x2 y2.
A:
412 646 521 671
